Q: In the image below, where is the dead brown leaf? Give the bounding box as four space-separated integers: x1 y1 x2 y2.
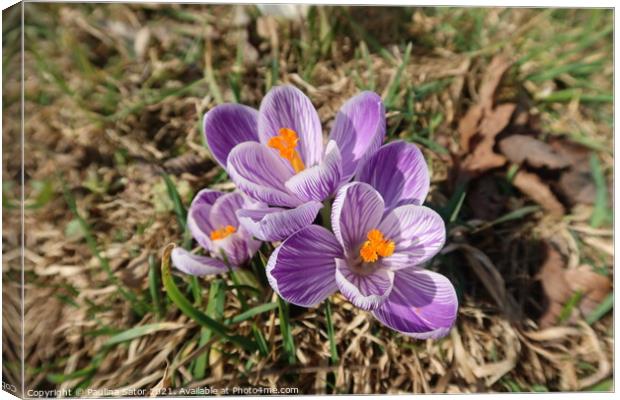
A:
479 103 516 137
498 135 570 169
565 265 612 316
461 103 515 173
536 243 612 328
478 55 512 113
458 104 483 152
457 55 515 175
557 168 596 205
512 170 565 217
549 138 596 205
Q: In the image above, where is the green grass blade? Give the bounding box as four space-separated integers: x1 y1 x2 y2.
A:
161 173 201 303
103 323 183 347
537 89 612 104
161 244 256 352
193 279 225 379
227 267 269 356
277 295 296 365
325 300 339 364
384 42 412 109
586 293 613 325
47 352 107 384
148 253 165 318
253 326 270 357
475 205 541 232
257 249 294 361
583 378 613 392
558 290 583 324
162 173 187 231
227 302 278 325
589 154 612 228
440 181 467 223
409 134 450 156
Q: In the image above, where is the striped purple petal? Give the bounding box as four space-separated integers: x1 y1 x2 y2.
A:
335 259 394 310
171 247 232 276
258 85 323 168
371 268 457 339
267 225 343 307
227 142 302 208
236 201 323 241
210 192 246 228
328 91 385 181
188 204 216 252
378 204 446 270
285 141 342 202
356 141 430 211
331 182 385 255
210 231 257 266
203 104 259 168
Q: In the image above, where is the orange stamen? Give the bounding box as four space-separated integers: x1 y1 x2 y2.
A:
210 225 236 240
359 229 395 263
267 128 306 173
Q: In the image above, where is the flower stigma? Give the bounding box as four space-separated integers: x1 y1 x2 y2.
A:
267 127 306 173
210 225 236 240
359 229 395 263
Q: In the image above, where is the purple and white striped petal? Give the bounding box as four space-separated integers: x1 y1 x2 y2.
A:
378 205 446 270
171 247 232 276
227 142 302 208
335 259 394 310
267 225 343 307
236 201 323 241
191 188 225 207
203 104 259 168
285 141 342 202
187 204 216 252
372 268 457 339
258 85 323 167
210 192 246 228
210 233 254 266
331 182 385 254
328 91 385 180
356 141 430 211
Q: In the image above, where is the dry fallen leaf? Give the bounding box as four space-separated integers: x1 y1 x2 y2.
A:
461 103 515 173
549 138 596 205
512 170 565 217
457 54 515 174
537 243 612 328
498 135 570 169
565 265 612 316
478 55 512 113
458 104 483 152
557 168 596 205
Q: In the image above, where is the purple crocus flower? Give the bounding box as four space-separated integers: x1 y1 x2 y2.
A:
266 141 457 338
171 189 262 276
203 85 385 241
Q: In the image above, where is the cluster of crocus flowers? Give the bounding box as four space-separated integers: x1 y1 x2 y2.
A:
172 85 457 339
